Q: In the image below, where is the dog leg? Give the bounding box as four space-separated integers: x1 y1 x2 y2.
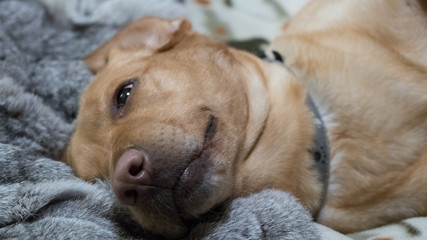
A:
317 152 427 233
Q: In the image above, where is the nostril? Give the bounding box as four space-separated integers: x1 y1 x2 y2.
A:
129 161 143 176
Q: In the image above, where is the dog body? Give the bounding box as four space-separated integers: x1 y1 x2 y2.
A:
269 0 427 232
64 0 427 237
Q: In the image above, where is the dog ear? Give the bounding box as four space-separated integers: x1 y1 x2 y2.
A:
85 17 192 73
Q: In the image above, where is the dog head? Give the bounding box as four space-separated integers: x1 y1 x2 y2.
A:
64 17 274 238
64 17 314 238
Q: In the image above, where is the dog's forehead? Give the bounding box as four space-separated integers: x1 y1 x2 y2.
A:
80 40 239 121
98 43 234 83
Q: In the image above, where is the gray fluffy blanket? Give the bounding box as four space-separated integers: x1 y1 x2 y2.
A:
0 0 319 239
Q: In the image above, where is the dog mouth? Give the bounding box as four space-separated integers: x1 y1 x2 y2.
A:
178 115 217 189
175 143 212 196
173 115 218 216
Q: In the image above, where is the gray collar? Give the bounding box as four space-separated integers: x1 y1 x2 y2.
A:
306 95 330 220
263 53 329 218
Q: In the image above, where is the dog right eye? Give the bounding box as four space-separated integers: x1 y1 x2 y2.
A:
117 83 133 108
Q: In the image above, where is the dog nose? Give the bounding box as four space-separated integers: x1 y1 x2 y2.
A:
112 148 152 206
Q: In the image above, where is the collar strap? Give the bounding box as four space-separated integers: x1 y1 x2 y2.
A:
306 95 330 220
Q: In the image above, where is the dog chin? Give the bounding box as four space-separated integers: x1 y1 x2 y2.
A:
174 147 216 213
174 148 233 219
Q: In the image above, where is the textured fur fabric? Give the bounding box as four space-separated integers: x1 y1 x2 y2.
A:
0 0 319 239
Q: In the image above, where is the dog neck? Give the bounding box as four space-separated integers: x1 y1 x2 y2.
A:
234 56 326 214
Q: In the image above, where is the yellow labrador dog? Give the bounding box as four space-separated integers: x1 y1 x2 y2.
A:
63 0 427 238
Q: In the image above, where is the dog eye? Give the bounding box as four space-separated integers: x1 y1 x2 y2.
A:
117 83 133 108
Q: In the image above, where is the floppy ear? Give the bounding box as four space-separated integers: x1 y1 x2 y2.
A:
85 17 192 73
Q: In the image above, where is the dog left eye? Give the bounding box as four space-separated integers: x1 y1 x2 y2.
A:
117 83 133 108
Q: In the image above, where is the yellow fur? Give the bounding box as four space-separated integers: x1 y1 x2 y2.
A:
269 0 427 233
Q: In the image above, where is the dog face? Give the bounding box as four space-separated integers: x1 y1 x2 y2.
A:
64 17 278 237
